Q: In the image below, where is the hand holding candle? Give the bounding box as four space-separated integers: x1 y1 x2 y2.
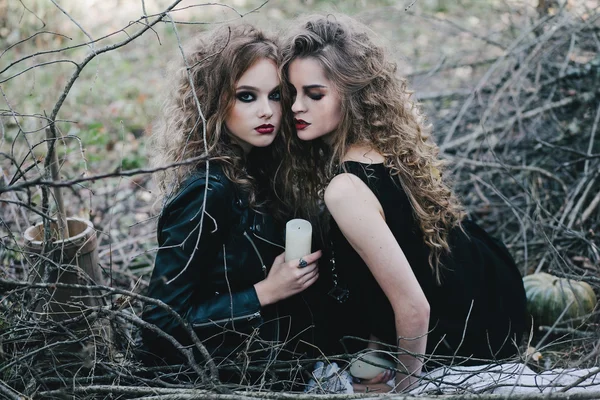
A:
254 220 319 306
285 219 312 262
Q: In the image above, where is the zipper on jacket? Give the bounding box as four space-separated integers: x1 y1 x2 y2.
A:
192 311 261 328
252 232 285 250
244 231 280 360
244 231 267 277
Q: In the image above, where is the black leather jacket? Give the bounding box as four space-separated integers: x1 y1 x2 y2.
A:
142 164 294 363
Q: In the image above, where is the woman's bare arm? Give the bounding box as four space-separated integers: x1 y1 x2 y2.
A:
325 173 430 392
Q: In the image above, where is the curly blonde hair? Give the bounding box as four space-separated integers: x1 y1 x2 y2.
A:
150 24 285 211
279 15 465 282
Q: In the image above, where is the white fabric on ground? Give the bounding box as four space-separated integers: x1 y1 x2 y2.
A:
411 363 600 395
306 361 600 395
305 361 354 394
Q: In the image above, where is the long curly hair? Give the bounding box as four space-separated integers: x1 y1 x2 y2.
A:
150 23 286 214
278 15 466 282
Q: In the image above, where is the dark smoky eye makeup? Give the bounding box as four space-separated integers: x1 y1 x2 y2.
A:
306 90 325 100
236 91 255 102
268 88 281 101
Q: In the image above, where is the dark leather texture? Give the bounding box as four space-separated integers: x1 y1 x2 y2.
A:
142 163 285 362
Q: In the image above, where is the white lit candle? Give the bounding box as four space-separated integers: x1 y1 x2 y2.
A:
285 219 312 262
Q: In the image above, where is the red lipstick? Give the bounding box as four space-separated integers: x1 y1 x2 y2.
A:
295 119 310 130
255 124 275 134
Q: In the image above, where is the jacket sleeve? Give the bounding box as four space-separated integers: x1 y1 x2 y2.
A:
143 173 262 343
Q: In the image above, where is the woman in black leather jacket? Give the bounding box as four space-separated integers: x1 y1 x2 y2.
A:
141 24 322 377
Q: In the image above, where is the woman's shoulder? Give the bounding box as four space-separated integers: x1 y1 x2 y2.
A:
186 162 227 183
326 172 366 197
324 169 380 210
165 162 233 208
332 161 387 196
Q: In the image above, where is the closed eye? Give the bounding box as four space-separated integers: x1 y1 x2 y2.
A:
307 92 324 100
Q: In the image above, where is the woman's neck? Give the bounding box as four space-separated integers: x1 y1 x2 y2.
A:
341 145 384 164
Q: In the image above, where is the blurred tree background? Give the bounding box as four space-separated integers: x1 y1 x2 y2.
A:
1 0 561 284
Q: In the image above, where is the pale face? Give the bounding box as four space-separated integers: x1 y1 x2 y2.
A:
225 58 282 153
288 57 342 142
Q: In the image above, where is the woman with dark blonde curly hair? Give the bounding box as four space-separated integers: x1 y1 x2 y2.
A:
141 24 321 378
279 15 527 392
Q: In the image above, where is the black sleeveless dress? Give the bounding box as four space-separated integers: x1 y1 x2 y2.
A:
324 161 527 366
